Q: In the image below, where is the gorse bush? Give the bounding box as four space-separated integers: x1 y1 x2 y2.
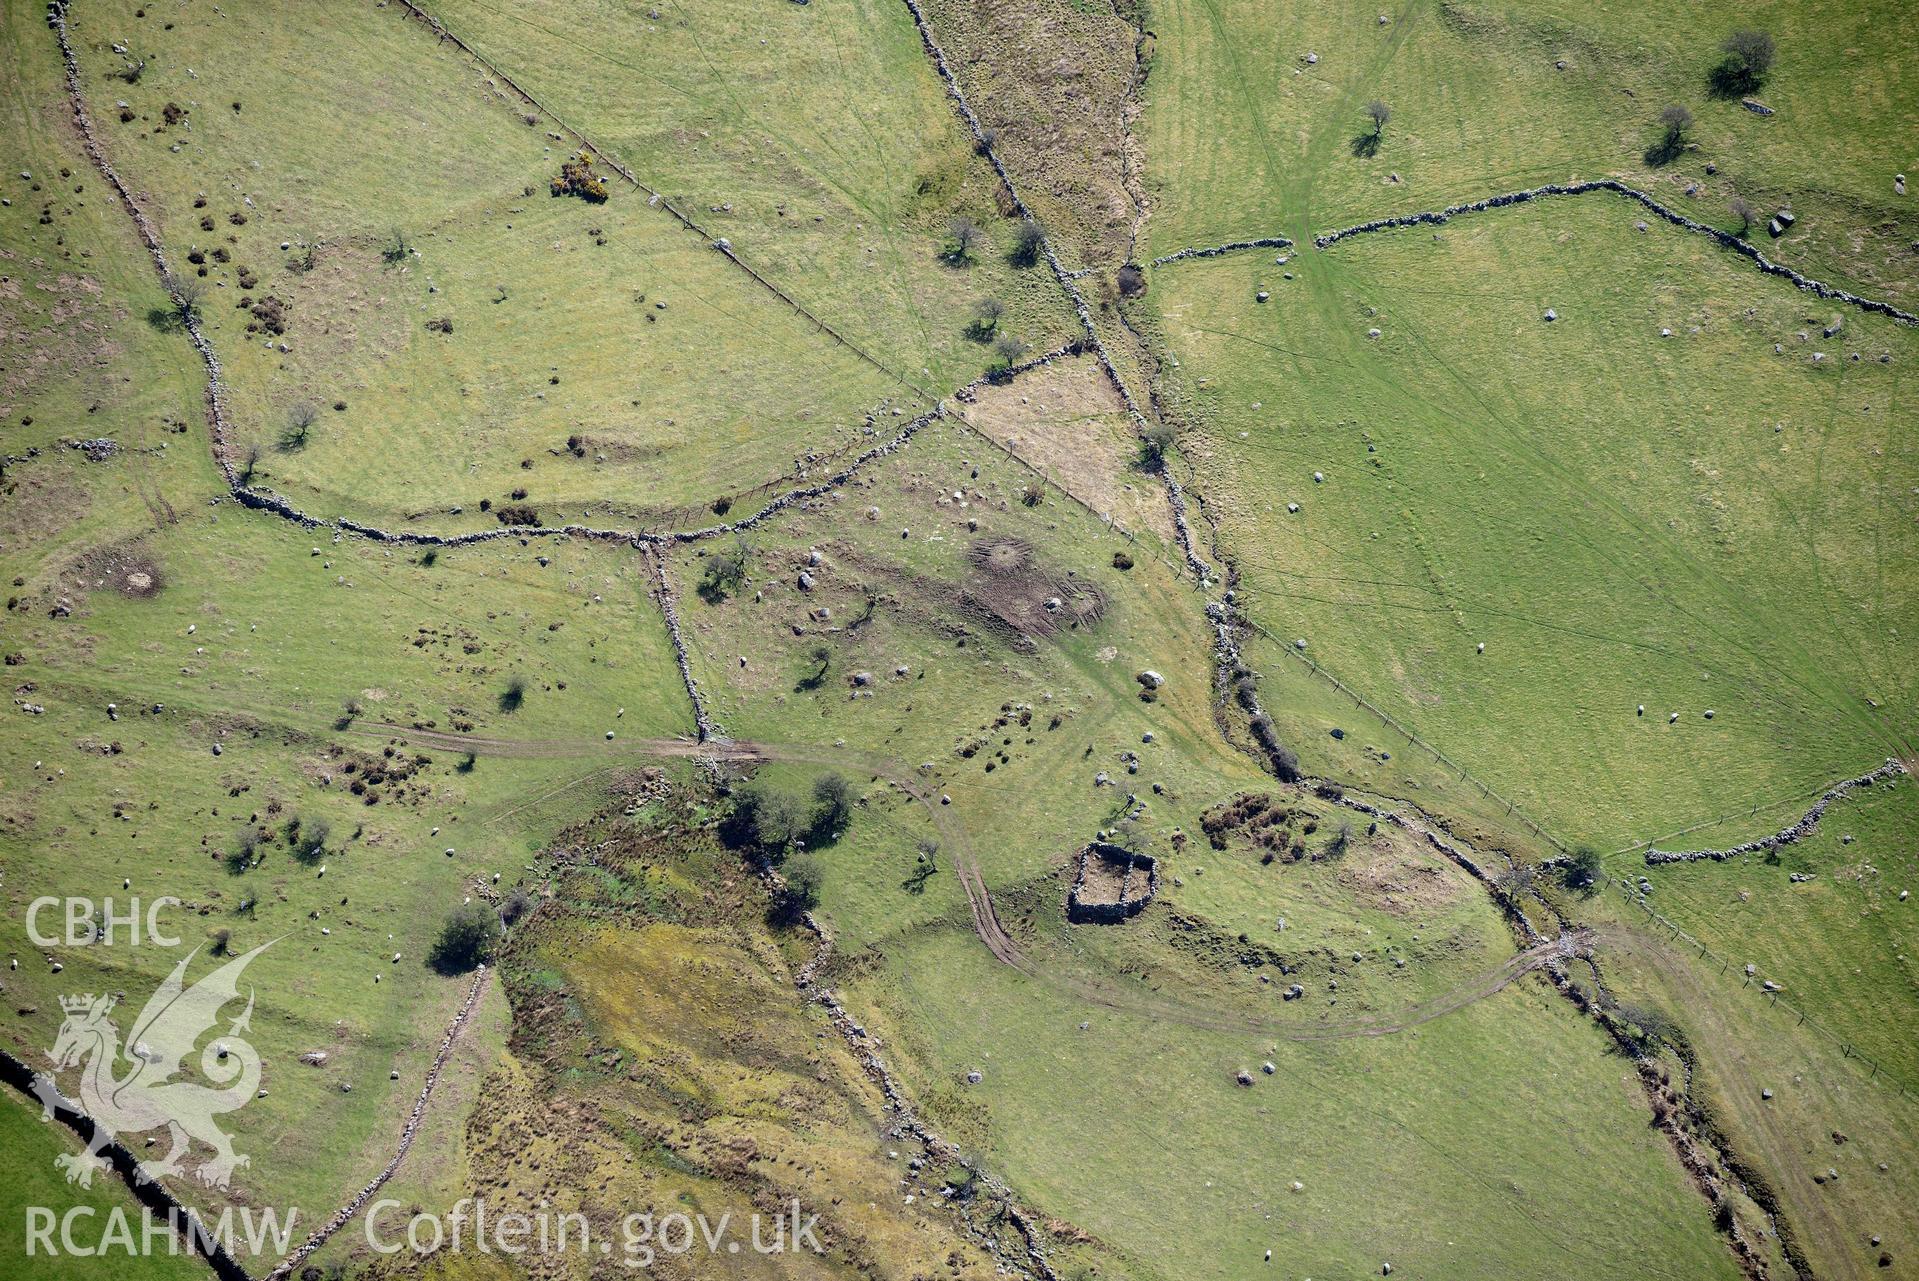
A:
552 151 609 202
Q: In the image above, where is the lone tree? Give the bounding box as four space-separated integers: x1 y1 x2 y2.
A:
808 773 855 845
281 401 318 450
1365 100 1391 137
164 271 204 322
428 902 501 974
1712 30 1775 96
721 780 809 858
767 856 822 926
697 535 750 603
382 227 413 265
498 675 526 712
1729 195 1755 236
1646 104 1693 165
992 332 1030 370
287 816 329 865
945 216 984 264
240 443 262 485
1011 218 1045 267
1138 419 1175 470
1560 845 1603 897
969 296 1004 338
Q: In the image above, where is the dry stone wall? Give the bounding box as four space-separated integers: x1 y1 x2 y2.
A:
1645 759 1907 865
1314 180 1919 327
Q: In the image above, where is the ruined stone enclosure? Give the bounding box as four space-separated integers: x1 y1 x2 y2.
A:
1066 841 1158 924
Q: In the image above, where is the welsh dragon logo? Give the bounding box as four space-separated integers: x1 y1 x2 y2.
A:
35 941 273 1190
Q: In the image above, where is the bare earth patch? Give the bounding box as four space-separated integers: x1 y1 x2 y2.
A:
958 354 1174 542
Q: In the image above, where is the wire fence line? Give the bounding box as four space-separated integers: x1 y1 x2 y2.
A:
1616 885 1916 1103
389 0 929 395
1232 615 1572 854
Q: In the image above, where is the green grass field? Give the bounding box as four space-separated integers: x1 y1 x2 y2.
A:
5 0 1917 1277
0 1091 214 1281
1154 190 1918 849
854 926 1739 1281
1141 0 1918 305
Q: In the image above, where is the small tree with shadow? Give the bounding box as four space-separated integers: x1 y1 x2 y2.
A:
1728 195 1755 237
991 332 1030 373
382 227 413 265
1011 218 1044 267
287 817 330 866
796 643 832 692
720 780 809 859
767 856 822 926
1351 101 1389 157
968 296 1004 339
280 401 318 451
807 773 855 847
428 902 501 974
1559 845 1603 897
1710 30 1775 97
1137 420 1175 471
240 443 262 486
224 828 260 876
697 536 750 603
164 272 204 325
903 839 939 894
498 675 526 712
944 216 983 264
1645 105 1693 165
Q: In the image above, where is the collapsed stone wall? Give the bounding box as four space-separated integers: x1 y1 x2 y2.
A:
804 959 1057 1280
1151 235 1292 267
1645 759 1907 864
388 0 917 388
645 550 720 743
1331 795 1547 945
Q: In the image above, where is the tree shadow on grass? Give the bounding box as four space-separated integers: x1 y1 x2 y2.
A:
1350 132 1381 158
1643 134 1685 167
